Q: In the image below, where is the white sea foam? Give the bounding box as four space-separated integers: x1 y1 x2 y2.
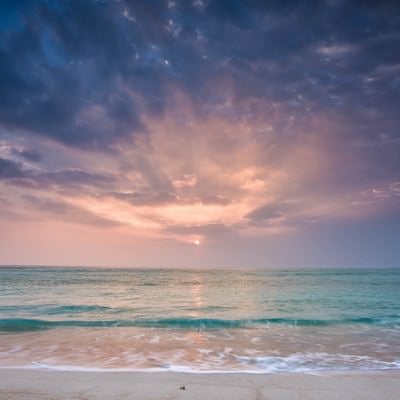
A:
0 352 399 375
0 358 399 375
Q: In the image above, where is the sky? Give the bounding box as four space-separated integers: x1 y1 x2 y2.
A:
0 0 399 268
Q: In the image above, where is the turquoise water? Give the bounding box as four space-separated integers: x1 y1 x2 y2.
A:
0 267 399 372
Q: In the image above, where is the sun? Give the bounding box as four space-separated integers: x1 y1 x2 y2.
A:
194 240 200 246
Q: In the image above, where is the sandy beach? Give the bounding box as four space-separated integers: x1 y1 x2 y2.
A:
0 369 399 400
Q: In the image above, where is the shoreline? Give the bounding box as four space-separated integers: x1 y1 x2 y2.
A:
1 364 400 374
1 369 399 400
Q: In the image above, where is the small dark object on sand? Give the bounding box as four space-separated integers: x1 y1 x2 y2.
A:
180 385 186 390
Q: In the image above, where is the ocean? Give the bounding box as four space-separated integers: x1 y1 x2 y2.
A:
0 267 399 373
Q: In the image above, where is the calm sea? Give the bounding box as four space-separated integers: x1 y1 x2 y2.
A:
0 267 399 373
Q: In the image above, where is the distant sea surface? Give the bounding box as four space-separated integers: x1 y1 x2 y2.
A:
0 267 399 373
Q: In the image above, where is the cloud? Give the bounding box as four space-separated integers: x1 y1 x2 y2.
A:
1 0 399 153
246 204 287 223
165 222 232 237
36 169 112 189
0 1 145 150
315 43 357 56
1 162 112 189
22 195 121 228
109 191 179 206
0 157 26 178
10 147 41 162
0 0 399 252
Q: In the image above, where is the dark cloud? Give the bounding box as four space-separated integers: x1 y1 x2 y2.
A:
10 147 41 162
0 0 398 153
0 159 112 190
0 1 145 150
37 169 112 188
0 157 25 178
22 195 120 227
246 204 286 223
110 191 179 206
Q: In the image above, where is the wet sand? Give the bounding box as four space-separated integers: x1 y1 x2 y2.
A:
0 369 399 400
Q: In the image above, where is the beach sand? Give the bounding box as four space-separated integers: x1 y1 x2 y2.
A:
0 369 399 399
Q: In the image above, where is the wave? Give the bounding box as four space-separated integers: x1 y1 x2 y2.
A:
44 305 113 315
1 353 400 373
232 353 400 373
0 305 114 315
0 315 399 332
